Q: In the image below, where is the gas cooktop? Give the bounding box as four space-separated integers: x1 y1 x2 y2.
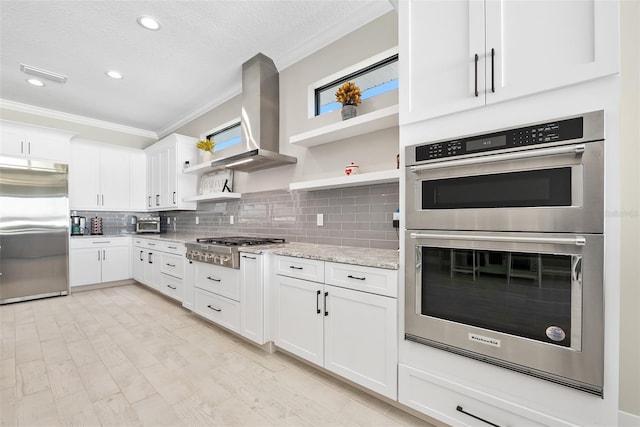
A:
186 236 285 268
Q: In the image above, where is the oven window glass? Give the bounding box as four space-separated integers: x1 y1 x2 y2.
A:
422 167 571 209
421 247 573 347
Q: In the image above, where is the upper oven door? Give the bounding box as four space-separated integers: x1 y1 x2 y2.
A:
405 140 603 233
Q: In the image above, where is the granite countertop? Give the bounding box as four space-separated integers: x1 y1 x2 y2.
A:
240 242 400 270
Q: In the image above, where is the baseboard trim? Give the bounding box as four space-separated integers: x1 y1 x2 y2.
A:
69 279 136 293
620 410 640 427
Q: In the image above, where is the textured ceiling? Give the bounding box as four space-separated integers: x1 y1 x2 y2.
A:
0 0 393 142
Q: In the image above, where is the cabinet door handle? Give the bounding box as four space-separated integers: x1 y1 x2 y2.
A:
166 263 176 267
347 274 366 281
491 48 495 93
98 250 101 261
28 142 31 155
167 284 177 290
206 276 221 282
242 255 256 260
148 253 153 264
474 53 479 97
140 250 144 261
324 292 329 316
456 406 500 427
102 249 106 260
289 265 303 270
155 195 160 206
148 196 151 207
20 141 24 154
207 305 222 312
173 192 176 204
316 290 321 314
101 194 104 206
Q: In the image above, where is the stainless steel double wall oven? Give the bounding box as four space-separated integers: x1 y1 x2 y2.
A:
404 111 605 395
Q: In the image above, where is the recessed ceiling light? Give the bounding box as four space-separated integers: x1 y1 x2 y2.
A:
137 15 161 31
106 70 123 79
26 78 45 87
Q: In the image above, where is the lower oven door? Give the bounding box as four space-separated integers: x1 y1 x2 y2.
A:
405 230 604 395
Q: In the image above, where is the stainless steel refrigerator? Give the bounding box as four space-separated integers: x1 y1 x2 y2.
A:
0 156 69 304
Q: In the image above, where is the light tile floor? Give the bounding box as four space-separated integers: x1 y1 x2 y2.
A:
0 284 435 426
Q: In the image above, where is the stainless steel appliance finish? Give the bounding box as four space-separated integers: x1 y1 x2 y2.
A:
0 157 69 304
405 230 604 395
206 53 296 172
405 110 604 233
186 236 285 269
136 215 161 234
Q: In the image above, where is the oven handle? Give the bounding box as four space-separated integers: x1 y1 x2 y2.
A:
409 143 586 172
410 232 586 246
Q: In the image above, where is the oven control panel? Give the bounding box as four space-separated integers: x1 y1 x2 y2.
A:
416 116 585 161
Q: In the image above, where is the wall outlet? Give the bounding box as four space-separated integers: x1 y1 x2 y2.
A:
317 213 324 227
130 217 136 225
195 216 199 225
167 217 171 224
230 215 234 225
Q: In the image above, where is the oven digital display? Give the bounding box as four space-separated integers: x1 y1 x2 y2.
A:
466 135 506 152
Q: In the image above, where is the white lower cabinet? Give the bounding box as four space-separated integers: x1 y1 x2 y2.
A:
398 364 571 427
240 253 266 344
70 237 131 287
273 255 398 399
133 238 184 302
192 261 241 334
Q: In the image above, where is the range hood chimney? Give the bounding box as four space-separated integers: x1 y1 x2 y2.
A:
208 53 297 172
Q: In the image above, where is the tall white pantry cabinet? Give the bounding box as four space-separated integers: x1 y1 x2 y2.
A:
398 1 621 426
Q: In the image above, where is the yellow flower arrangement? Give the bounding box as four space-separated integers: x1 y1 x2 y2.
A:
196 139 215 153
335 81 362 106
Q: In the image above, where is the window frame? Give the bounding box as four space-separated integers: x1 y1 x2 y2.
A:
307 46 399 118
200 117 241 153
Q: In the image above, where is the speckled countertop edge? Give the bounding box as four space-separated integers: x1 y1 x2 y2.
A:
240 242 400 270
72 234 400 269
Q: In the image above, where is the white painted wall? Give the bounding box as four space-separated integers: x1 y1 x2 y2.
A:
618 0 640 422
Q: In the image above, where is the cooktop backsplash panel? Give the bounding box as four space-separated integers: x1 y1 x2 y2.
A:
162 184 399 250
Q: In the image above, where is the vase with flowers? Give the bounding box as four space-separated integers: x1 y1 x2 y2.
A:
196 139 215 163
335 81 362 120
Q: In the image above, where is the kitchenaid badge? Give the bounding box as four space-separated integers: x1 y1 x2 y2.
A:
545 326 567 342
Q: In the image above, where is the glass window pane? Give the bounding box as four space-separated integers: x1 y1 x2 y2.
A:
207 123 241 152
316 56 398 116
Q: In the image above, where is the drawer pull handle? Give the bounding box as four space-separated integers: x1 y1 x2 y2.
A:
289 266 303 270
242 255 256 260
456 406 500 427
347 274 366 281
167 285 177 290
316 290 321 314
207 305 222 312
168 246 177 249
93 241 110 244
206 276 221 282
166 263 176 267
148 243 155 246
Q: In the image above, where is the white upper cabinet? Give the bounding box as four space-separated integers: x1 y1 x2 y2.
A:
399 0 619 125
69 140 143 211
0 120 74 163
144 134 197 211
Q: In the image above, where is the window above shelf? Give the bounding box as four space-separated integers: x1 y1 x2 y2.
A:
289 169 399 191
289 105 398 148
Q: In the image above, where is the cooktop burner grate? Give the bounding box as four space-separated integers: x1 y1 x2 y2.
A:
195 236 285 246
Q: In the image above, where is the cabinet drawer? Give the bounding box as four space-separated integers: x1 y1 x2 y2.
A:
275 255 324 283
325 262 398 297
161 242 184 255
160 273 183 302
399 364 564 427
194 288 240 333
194 262 240 301
160 253 184 278
70 236 130 249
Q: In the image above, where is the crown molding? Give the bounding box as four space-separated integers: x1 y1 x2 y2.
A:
276 2 394 70
0 98 157 139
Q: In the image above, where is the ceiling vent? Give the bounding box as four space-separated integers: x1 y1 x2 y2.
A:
20 64 67 84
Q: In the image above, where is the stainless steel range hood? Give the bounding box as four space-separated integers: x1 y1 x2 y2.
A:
208 53 296 173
